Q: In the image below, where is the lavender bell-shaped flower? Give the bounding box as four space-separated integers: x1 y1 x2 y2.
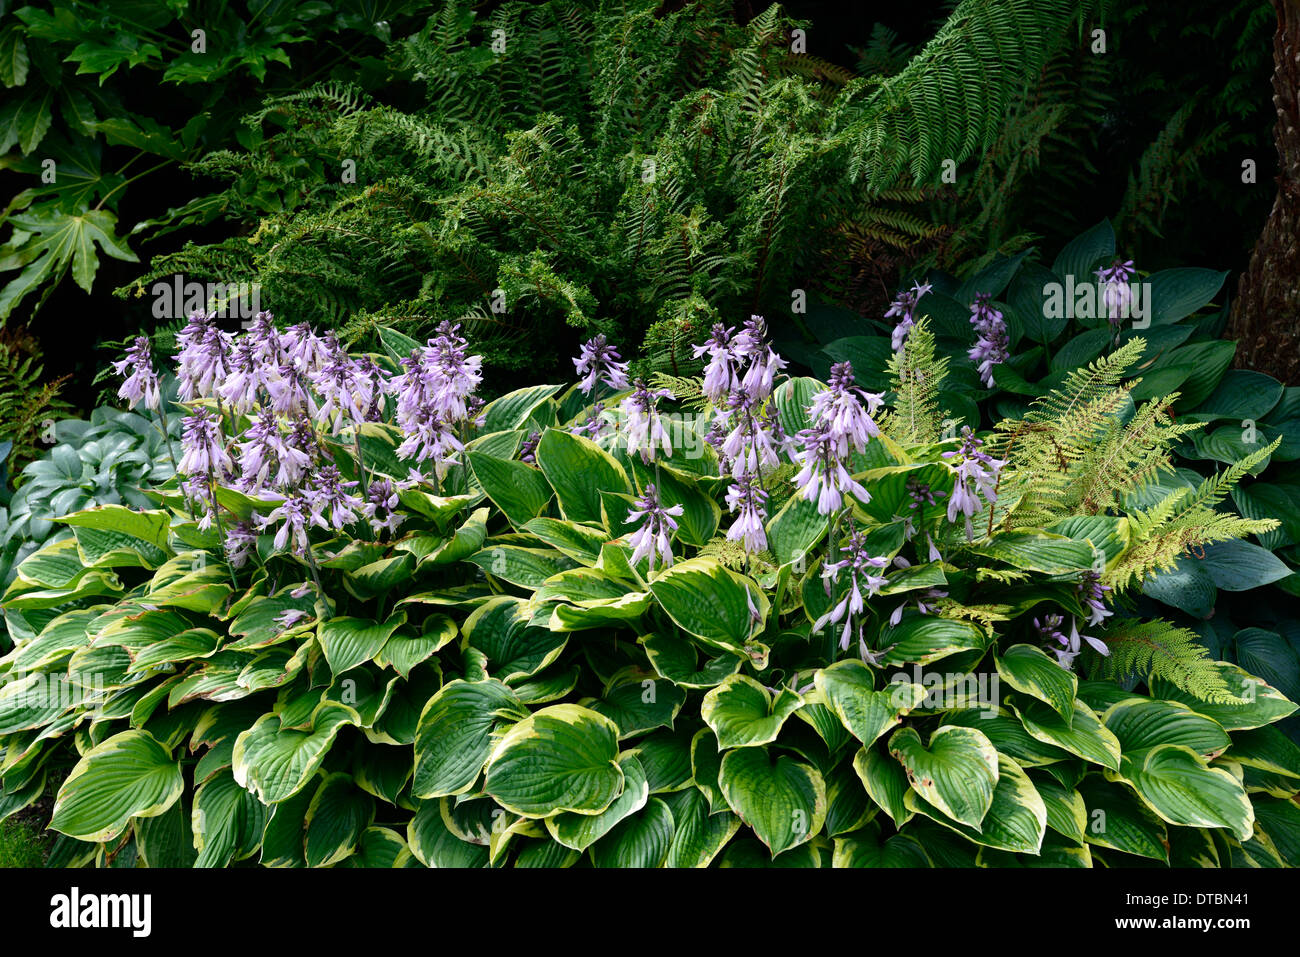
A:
967 293 1009 388
1096 259 1137 328
621 380 674 464
792 362 881 515
573 334 631 395
942 427 1004 539
112 336 162 411
813 524 890 653
625 484 684 572
886 280 933 352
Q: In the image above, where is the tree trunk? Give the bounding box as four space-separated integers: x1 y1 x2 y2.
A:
1229 0 1300 384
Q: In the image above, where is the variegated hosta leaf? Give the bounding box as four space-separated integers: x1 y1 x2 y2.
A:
814 659 924 748
718 747 826 856
994 643 1077 723
412 678 526 799
232 701 360 804
701 674 803 749
545 754 649 852
886 725 998 829
50 730 184 842
484 704 624 818
904 754 1046 855
648 557 768 656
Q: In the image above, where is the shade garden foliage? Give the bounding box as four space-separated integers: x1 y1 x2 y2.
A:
0 309 1296 869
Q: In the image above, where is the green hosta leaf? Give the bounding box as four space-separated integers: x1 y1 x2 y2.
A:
317 614 406 676
701 674 803 749
584 675 687 738
1052 219 1114 283
1077 776 1168 861
192 768 265 868
815 660 925 747
374 615 457 679
995 644 1077 722
1117 744 1254 840
876 616 988 666
627 458 720 546
305 774 374 868
522 517 608 564
146 555 233 614
1011 697 1121 771
1030 774 1088 846
641 631 743 689
590 797 675 868
462 596 567 683
482 385 564 432
1101 698 1231 760
49 730 183 842
1146 267 1228 325
1199 539 1293 591
774 377 826 437
60 505 173 568
649 557 767 655
546 755 649 852
406 801 488 868
766 493 827 568
339 827 416 868
690 729 725 811
412 679 527 799
634 730 694 794
1151 663 1298 731
833 832 931 867
968 531 1094 574
905 754 1046 854
134 798 196 868
824 762 875 836
467 452 552 527
469 545 578 588
1224 726 1300 780
226 591 318 651
535 429 630 526
718 748 826 856
852 747 914 826
664 788 741 868
886 726 998 829
484 704 624 818
232 702 360 805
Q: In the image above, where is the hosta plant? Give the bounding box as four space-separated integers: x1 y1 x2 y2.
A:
0 314 1296 868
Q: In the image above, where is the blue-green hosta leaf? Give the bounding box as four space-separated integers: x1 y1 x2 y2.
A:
462 596 567 682
1146 267 1228 325
718 748 826 856
1101 698 1231 760
590 797 675 868
545 754 649 852
1117 744 1254 841
886 726 998 829
484 704 624 818
852 747 914 826
467 452 552 528
412 679 527 799
535 428 630 526
1010 696 1121 771
232 702 360 804
701 674 803 749
905 754 1046 854
317 613 406 676
584 674 687 738
49 730 183 842
995 644 1077 723
815 659 924 747
648 557 768 656
664 788 741 868
641 630 743 689
1199 539 1293 591
305 773 374 868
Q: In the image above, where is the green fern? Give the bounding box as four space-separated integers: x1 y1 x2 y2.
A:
882 317 948 445
1092 618 1240 703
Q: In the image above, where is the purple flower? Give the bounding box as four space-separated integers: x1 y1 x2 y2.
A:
223 520 258 569
305 464 364 530
692 324 741 404
389 323 482 474
967 293 1010 388
361 477 405 535
625 484 684 572
888 586 948 626
621 380 673 464
725 475 769 554
175 313 233 401
573 334 631 395
572 402 609 439
813 524 890 652
259 491 327 556
245 312 285 366
177 407 232 479
519 430 541 465
312 342 378 433
885 281 932 351
1077 571 1113 628
793 422 872 515
112 336 162 411
275 609 310 632
1095 259 1137 326
218 336 271 414
807 362 883 458
942 427 1004 539
281 323 332 375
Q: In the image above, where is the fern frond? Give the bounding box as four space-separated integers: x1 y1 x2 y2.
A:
1092 618 1239 703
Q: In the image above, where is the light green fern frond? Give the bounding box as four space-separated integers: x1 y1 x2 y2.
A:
1092 618 1240 703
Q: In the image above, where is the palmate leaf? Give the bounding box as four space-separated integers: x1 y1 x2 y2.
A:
0 205 137 320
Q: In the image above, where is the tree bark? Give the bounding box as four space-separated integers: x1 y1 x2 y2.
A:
1229 0 1300 384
